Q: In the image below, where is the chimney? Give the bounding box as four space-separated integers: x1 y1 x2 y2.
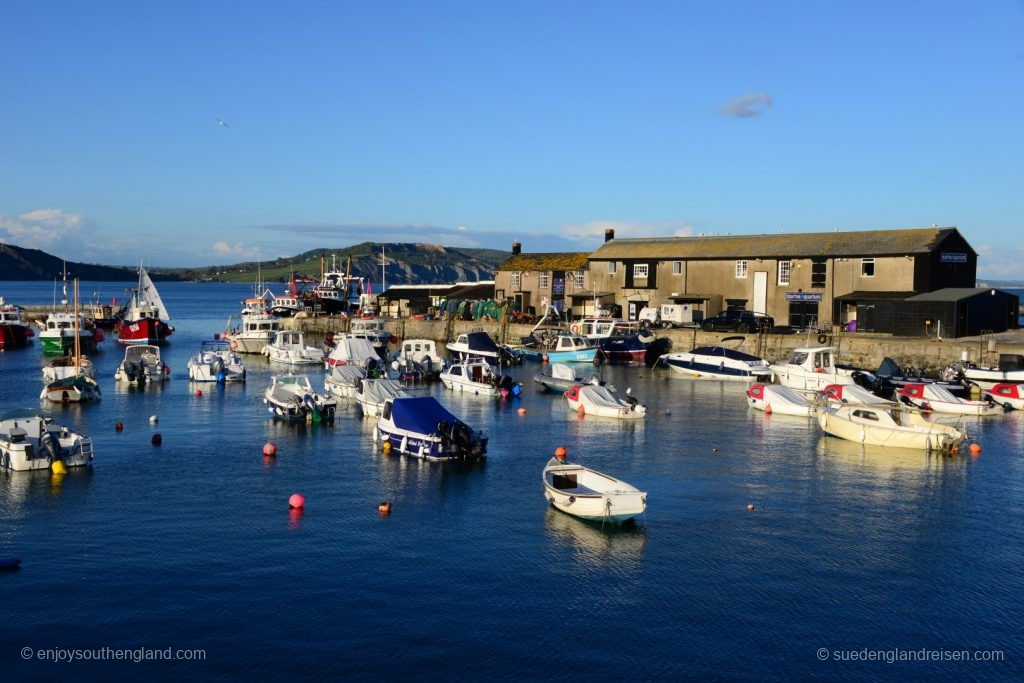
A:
512 241 521 255
604 228 615 242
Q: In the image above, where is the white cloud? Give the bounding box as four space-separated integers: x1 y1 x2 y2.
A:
212 241 261 259
976 244 1024 280
0 209 91 249
717 92 773 118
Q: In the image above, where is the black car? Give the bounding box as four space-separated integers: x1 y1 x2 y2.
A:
700 309 774 333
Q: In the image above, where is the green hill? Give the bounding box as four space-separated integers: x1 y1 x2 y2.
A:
0 244 148 281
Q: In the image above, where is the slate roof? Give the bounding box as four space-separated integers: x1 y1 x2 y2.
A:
589 227 966 260
496 253 591 271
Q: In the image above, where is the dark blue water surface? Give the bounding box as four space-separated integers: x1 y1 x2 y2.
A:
1 281 1022 680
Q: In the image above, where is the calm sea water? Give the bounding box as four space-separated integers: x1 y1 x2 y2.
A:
1 281 1023 680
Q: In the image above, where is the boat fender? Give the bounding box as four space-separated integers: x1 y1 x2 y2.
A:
817 333 828 344
567 496 576 505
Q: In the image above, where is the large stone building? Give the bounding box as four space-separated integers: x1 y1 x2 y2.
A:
493 243 594 317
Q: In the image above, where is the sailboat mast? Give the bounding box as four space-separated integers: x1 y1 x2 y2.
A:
73 278 81 366
381 246 386 294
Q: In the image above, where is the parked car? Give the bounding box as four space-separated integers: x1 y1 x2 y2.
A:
700 310 774 333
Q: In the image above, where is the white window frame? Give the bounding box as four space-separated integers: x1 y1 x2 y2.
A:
673 261 682 275
735 260 748 278
861 258 875 277
574 270 585 287
511 273 521 289
778 260 791 285
608 261 617 275
633 263 649 279
539 272 549 289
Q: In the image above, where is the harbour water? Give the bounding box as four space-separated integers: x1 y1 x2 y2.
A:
1 281 1022 680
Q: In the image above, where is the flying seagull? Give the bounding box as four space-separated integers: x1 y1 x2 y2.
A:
215 118 229 128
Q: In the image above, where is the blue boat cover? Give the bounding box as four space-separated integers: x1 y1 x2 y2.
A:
465 332 500 355
389 397 460 435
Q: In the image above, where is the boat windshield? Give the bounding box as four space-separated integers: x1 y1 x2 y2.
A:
788 351 808 365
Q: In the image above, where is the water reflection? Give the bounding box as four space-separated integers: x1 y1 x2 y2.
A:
543 508 647 567
815 434 963 473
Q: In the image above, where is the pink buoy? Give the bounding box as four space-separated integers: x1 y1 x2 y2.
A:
263 442 278 457
289 493 305 509
195 389 203 397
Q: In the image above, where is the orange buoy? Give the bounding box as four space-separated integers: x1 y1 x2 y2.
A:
378 501 392 515
289 493 305 509
969 443 982 455
115 421 124 431
577 404 585 415
151 433 162 446
517 407 526 415
554 447 568 460
263 442 278 457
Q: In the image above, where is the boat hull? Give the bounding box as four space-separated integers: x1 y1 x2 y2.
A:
817 410 959 451
40 334 96 356
0 324 32 350
117 318 173 345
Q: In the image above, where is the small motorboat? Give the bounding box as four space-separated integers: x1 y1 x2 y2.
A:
819 383 897 406
818 404 965 451
897 382 1002 416
224 300 283 354
446 331 502 362
0 409 95 471
188 340 246 382
533 362 616 394
263 374 337 423
440 358 522 398
659 337 772 380
324 363 367 400
349 317 393 353
40 375 101 403
520 334 599 364
769 346 857 391
355 378 408 418
263 330 325 366
375 396 487 461
114 344 169 384
393 338 444 376
543 449 647 523
564 384 646 419
325 334 381 369
984 383 1024 410
0 298 33 350
745 383 814 417
945 356 1024 390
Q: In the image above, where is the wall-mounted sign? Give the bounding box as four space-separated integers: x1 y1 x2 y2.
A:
786 292 822 302
940 252 967 263
552 277 565 295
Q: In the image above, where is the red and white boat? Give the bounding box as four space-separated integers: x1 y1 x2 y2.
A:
983 383 1024 411
897 382 1002 416
0 297 34 350
117 264 174 345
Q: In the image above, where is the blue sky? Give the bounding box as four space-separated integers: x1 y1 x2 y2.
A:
1 1 1022 277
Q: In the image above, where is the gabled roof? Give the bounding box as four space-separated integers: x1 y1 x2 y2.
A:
496 253 590 272
589 227 967 260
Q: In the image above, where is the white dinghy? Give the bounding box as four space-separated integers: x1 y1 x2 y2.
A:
897 383 1002 417
564 384 646 419
543 448 647 524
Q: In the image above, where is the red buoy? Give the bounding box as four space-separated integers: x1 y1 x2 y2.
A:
115 421 124 431
289 493 305 509
151 434 162 446
195 389 203 397
263 442 278 457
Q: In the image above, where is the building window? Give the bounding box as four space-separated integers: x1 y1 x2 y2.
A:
673 261 682 275
861 258 875 277
574 270 585 287
608 261 617 275
811 259 827 288
633 263 649 279
778 260 791 285
735 260 748 278
495 289 504 300
511 273 521 289
539 273 549 289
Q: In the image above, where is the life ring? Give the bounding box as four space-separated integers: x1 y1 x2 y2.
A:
570 323 580 334
230 340 238 350
817 333 828 344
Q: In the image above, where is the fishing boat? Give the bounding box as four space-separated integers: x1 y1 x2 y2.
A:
187 340 246 382
114 344 169 384
817 404 965 451
446 331 502 362
355 378 408 418
769 346 857 391
263 374 336 423
659 337 772 380
40 281 101 403
117 264 174 345
375 396 487 461
224 294 283 354
37 311 100 356
543 449 647 523
521 334 598 363
984 383 1024 410
896 382 1002 416
324 363 367 399
0 298 33 350
533 362 616 394
263 329 325 366
0 409 95 471
745 383 814 417
564 384 646 419
440 358 522 398
269 277 305 317
310 255 364 315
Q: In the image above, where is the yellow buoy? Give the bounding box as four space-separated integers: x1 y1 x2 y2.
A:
382 441 392 453
51 460 67 475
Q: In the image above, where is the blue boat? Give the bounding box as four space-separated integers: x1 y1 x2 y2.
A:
376 396 487 461
658 340 773 381
520 334 599 363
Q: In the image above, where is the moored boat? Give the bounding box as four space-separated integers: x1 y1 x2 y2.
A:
896 382 1002 416
324 363 368 399
263 374 337 423
0 298 33 350
533 362 616 394
564 384 646 419
543 449 647 523
355 378 408 417
224 296 283 354
521 334 598 363
114 344 169 384
393 338 444 378
40 375 102 403
659 338 772 380
375 396 487 461
817 404 965 451
117 264 174 345
350 317 392 353
440 358 522 398
446 331 502 362
0 409 95 471
745 383 814 417
263 329 325 366
984 383 1024 410
769 346 857 391
325 334 381 369
188 340 246 382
